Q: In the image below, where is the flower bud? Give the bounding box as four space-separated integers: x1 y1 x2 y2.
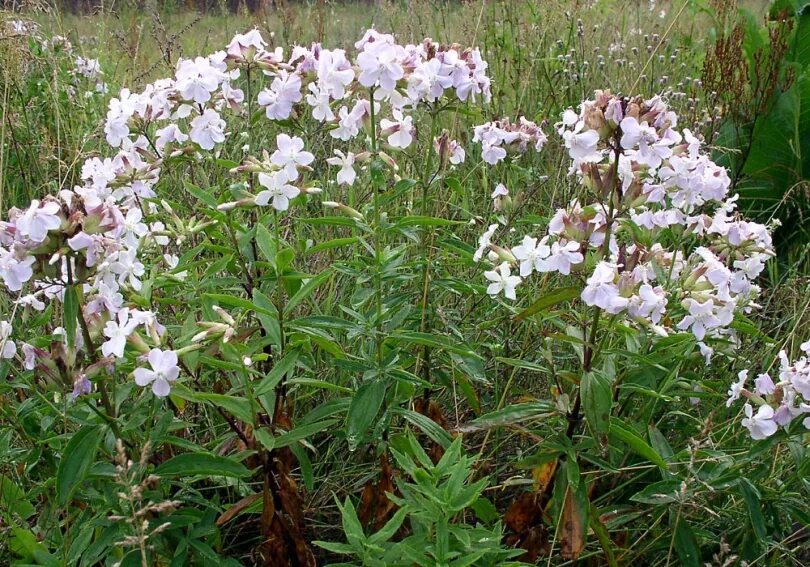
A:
322 201 364 220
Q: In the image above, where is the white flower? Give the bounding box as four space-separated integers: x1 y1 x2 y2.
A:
305 83 335 122
226 29 266 60
110 248 146 290
0 320 16 359
315 49 355 99
258 70 302 120
754 373 775 396
330 105 362 141
449 140 465 164
356 39 405 91
581 261 628 313
101 308 137 358
537 240 583 275
0 249 35 292
16 200 62 243
698 342 714 364
677 298 721 341
155 124 188 151
271 134 314 181
134 348 180 397
511 235 550 277
726 370 748 407
474 224 498 262
563 128 602 163
189 109 226 150
326 150 357 186
619 116 658 150
122 208 149 248
491 183 509 200
256 171 300 211
176 57 223 104
484 262 521 300
379 110 414 149
741 403 778 440
629 284 667 324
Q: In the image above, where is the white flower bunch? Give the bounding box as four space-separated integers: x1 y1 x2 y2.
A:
472 116 548 164
474 90 778 439
728 345 810 440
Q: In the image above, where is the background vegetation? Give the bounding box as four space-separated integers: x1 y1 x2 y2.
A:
1 1 809 566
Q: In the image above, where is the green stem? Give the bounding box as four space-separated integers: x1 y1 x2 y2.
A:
369 89 384 369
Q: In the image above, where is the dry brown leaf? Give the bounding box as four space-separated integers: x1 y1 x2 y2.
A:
560 486 587 561
532 459 558 493
217 493 262 526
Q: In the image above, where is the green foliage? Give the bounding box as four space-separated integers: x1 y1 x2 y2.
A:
315 436 526 567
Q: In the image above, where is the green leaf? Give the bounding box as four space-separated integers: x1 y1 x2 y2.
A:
252 289 282 347
346 380 386 449
184 181 218 208
254 350 299 396
56 424 103 506
630 480 683 504
275 247 296 273
395 215 462 227
514 286 581 321
194 393 255 425
300 216 359 227
255 224 277 266
284 270 331 315
581 371 613 442
609 418 668 470
589 503 619 567
391 408 452 448
254 428 275 451
203 293 275 317
740 478 768 542
10 527 60 566
461 402 556 432
155 453 250 478
672 512 701 567
63 284 79 349
495 357 548 374
0 475 35 520
390 330 482 357
306 237 359 255
273 419 338 449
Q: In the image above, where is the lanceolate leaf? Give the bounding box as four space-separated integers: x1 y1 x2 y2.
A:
63 284 79 349
346 380 387 450
155 453 250 478
609 418 668 470
672 511 701 567
56 424 103 506
254 350 299 396
581 371 613 442
514 286 581 321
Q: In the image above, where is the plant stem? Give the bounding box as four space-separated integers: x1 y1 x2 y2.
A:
369 88 384 369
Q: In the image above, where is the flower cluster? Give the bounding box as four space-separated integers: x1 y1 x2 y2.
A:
254 29 491 150
474 91 777 439
728 346 810 439
0 27 495 403
472 116 548 164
